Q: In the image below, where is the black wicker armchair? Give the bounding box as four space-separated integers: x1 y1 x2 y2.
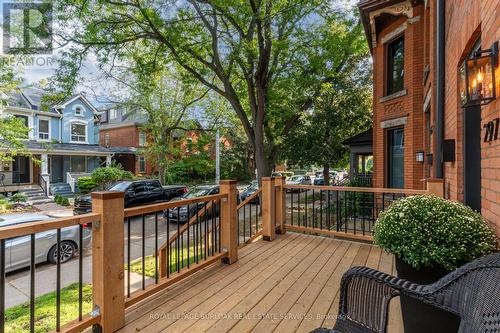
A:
312 252 500 333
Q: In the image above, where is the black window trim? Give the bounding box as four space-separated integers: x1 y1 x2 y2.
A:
386 34 405 96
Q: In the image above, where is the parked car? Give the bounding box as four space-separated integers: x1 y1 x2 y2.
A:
0 213 92 273
166 184 240 223
240 181 260 204
74 179 188 215
271 172 283 177
313 171 337 185
286 175 311 192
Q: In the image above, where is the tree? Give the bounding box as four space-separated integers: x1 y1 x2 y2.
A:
0 61 32 162
104 63 208 185
51 0 369 182
282 77 372 185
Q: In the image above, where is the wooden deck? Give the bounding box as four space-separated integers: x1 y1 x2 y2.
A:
119 233 403 333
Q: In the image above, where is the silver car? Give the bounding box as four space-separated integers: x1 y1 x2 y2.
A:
286 175 312 192
0 213 92 273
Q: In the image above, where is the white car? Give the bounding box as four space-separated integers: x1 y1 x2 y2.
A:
286 175 311 192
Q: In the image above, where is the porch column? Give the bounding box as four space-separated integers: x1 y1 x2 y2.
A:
105 155 112 167
41 154 49 174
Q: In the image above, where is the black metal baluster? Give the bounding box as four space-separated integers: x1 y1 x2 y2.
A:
297 190 301 227
327 190 331 230
166 210 170 278
196 204 200 263
187 205 190 269
218 199 222 252
305 188 308 228
30 234 35 333
204 203 208 260
290 190 294 226
243 203 246 242
353 192 357 234
0 239 5 333
155 212 159 284
127 217 131 297
312 189 315 228
78 225 83 321
141 214 145 290
177 207 180 273
56 229 61 332
336 191 340 232
211 200 215 256
320 190 323 230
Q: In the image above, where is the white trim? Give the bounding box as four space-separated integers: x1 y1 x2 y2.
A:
37 116 51 141
72 103 85 117
69 120 88 144
381 116 408 129
54 94 99 115
5 106 61 118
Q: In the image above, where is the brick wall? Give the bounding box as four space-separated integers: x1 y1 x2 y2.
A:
438 0 500 237
99 125 139 147
371 4 426 190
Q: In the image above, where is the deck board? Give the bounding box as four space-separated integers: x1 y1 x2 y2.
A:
120 233 401 333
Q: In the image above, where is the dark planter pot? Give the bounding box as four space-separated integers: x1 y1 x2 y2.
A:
395 258 461 333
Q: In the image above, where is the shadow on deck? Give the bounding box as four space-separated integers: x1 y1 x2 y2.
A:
119 233 403 333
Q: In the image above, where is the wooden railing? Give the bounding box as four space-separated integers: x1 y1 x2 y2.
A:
0 177 444 332
0 213 100 333
282 183 429 242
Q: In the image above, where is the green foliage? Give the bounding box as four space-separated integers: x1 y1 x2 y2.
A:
5 283 92 333
77 176 97 193
169 133 215 183
374 195 497 270
0 199 13 211
91 164 134 190
281 171 294 178
10 193 27 203
54 195 63 204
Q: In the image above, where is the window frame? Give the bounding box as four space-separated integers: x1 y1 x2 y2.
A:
74 105 84 117
70 121 87 143
38 117 50 141
386 127 405 189
138 131 146 147
109 109 118 120
386 35 405 96
138 156 146 173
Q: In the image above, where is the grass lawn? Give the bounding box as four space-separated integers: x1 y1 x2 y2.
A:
128 245 207 278
5 283 92 333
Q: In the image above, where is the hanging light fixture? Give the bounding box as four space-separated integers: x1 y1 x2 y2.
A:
460 42 498 107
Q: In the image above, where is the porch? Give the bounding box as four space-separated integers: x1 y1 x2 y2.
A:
120 233 402 333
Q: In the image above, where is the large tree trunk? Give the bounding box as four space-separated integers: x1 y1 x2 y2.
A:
323 165 330 186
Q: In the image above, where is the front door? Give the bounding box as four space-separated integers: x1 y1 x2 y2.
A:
12 156 30 184
463 105 481 212
387 128 405 188
51 156 64 183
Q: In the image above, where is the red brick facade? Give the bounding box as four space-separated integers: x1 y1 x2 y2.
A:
360 0 500 237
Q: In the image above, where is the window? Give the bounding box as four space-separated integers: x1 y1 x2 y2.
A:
387 36 405 95
71 123 87 142
139 157 146 173
387 128 404 188
109 109 117 120
70 156 86 173
104 133 110 147
139 131 146 146
38 119 49 140
75 106 83 116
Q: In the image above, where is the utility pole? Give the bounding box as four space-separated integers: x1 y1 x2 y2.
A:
215 128 220 184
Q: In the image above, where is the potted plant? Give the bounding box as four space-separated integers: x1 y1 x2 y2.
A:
374 195 497 333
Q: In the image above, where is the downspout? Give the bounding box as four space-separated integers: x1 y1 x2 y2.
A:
434 0 445 178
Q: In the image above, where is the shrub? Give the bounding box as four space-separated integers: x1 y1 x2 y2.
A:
10 193 27 203
374 195 497 270
281 171 294 178
60 197 70 206
54 195 62 204
77 176 97 193
91 164 134 190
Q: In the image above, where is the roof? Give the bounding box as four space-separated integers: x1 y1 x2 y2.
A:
0 141 138 155
342 128 373 146
54 93 100 115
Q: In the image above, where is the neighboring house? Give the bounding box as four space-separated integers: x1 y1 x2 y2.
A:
98 106 150 175
0 88 121 195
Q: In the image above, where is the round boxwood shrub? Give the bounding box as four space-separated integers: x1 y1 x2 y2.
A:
374 195 497 270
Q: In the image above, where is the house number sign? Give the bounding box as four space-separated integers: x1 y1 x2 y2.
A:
484 118 500 142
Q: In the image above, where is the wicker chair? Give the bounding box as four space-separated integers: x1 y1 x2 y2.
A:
312 252 500 333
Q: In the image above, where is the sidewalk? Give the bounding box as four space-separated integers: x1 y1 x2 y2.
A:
33 202 74 217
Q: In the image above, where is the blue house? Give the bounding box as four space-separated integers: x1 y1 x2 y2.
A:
0 87 126 196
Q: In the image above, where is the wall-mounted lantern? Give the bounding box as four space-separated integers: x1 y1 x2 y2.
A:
460 42 498 107
415 151 424 162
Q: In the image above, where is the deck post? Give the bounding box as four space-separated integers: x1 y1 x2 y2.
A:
274 176 286 234
427 178 444 197
91 191 125 332
262 177 276 241
220 180 238 264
